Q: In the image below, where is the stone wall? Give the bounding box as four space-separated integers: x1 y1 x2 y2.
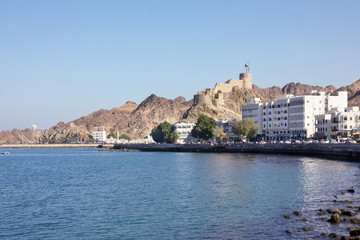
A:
194 73 252 106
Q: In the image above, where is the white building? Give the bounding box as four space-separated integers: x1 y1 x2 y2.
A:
173 122 196 144
315 106 360 139
242 91 348 141
92 127 107 143
216 119 239 140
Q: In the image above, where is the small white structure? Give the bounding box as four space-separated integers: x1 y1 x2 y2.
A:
173 122 196 144
93 127 107 143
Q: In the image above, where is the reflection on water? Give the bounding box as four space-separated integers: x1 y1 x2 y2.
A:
0 149 359 239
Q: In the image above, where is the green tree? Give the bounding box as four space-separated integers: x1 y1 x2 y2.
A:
119 134 131 141
212 127 224 142
168 131 179 143
151 121 178 143
87 136 95 143
107 133 116 139
191 114 217 140
232 118 260 142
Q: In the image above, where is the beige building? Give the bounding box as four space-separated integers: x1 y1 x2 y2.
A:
194 73 252 107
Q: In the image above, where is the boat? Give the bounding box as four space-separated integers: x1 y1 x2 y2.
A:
1 152 9 155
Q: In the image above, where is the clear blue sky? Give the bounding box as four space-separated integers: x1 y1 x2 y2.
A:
1 0 359 131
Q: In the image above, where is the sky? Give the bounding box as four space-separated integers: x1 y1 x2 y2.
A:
1 0 359 131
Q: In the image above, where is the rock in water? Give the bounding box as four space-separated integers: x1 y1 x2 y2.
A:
350 230 360 236
293 211 302 216
329 213 341 223
302 227 312 231
329 233 338 238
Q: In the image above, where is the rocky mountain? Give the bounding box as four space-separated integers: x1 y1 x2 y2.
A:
183 87 262 122
1 78 360 144
337 79 360 107
39 94 193 143
0 128 44 144
253 82 337 102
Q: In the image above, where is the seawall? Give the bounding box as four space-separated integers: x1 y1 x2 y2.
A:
113 143 360 161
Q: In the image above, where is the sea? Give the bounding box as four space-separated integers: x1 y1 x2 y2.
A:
0 148 359 239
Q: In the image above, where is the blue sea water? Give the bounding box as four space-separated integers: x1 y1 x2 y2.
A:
0 149 360 239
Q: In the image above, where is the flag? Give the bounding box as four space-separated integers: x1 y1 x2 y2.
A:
245 64 249 67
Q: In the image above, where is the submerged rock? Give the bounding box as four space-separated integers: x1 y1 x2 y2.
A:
342 210 357 216
347 188 355 193
284 215 291 219
328 208 335 213
302 227 312 231
293 211 302 216
334 210 342 215
351 218 360 224
348 227 360 232
340 236 360 240
296 218 307 221
350 229 360 236
329 233 338 238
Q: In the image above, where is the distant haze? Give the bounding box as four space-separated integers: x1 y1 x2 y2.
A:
0 0 359 131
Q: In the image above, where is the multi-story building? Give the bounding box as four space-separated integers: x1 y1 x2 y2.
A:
315 106 360 139
242 91 348 141
92 127 107 143
173 122 196 144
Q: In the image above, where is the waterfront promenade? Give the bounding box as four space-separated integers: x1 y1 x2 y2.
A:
113 143 360 161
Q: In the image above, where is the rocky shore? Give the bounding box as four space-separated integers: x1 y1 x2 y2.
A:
283 187 360 239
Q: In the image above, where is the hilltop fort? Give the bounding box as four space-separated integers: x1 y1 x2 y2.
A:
194 73 252 107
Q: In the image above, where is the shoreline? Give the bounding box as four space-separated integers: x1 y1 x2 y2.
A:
2 142 360 161
0 143 114 149
113 143 360 161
